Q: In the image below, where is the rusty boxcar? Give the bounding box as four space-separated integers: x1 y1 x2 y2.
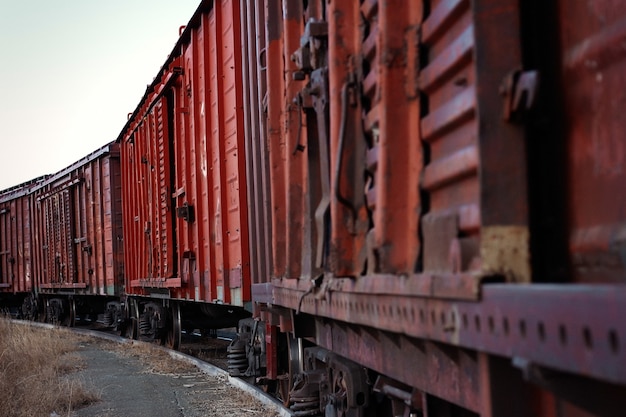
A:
1 0 625 415
30 143 124 326
236 1 626 416
0 177 45 318
117 0 250 348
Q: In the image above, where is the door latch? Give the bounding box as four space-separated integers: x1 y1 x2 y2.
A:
500 69 540 122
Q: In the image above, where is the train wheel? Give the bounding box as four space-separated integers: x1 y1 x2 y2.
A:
284 334 304 406
21 293 38 321
123 298 139 340
327 369 349 417
66 298 76 327
289 335 304 381
164 302 181 350
38 297 47 322
45 298 62 325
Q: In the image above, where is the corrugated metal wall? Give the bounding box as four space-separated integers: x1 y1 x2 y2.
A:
0 183 37 294
120 0 250 307
32 145 123 296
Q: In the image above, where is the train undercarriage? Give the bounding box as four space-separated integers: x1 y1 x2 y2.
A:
236 278 626 417
7 292 250 352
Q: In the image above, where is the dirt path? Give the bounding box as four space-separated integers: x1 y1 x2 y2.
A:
70 337 287 417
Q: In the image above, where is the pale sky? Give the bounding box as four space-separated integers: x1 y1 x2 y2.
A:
0 0 200 190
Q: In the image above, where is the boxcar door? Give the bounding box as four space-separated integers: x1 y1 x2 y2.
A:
121 96 177 287
41 189 77 285
150 96 178 283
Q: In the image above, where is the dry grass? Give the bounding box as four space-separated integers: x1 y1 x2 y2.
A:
186 375 282 417
0 319 99 417
91 338 279 416
93 338 198 375
124 342 198 375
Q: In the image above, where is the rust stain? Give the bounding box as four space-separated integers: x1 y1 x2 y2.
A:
481 226 531 283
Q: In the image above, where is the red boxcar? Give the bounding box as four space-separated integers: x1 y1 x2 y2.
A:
239 1 626 416
0 177 45 317
117 0 250 347
30 143 124 325
1 0 623 415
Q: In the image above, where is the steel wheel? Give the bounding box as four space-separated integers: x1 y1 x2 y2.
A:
288 334 304 383
124 298 139 340
165 302 181 350
21 293 39 321
284 334 304 406
67 298 76 327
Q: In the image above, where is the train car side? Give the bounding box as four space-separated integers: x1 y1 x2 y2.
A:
240 1 626 416
0 178 45 318
1 1 624 416
30 143 124 326
117 0 251 349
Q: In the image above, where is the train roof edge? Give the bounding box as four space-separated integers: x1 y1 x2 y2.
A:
29 142 118 195
115 0 212 144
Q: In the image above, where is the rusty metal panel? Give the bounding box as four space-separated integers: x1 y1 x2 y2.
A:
312 320 482 413
363 0 422 275
120 130 140 291
203 0 249 305
265 0 287 280
240 0 272 286
120 98 175 290
262 0 523 283
31 144 123 296
119 0 250 307
222 0 250 304
106 153 124 296
275 282 626 388
326 1 370 277
421 5 478 204
207 2 229 302
247 0 522 284
152 101 175 280
252 0 626 413
130 97 174 282
262 0 327 283
418 0 530 282
0 179 41 294
558 1 626 283
40 189 75 285
419 0 480 277
281 2 306 280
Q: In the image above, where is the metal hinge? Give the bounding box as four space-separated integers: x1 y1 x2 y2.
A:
500 69 540 122
176 202 195 223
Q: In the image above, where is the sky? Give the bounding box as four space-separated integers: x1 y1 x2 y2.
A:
0 0 201 190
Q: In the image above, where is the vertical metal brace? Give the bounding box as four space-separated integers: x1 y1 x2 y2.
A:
334 74 360 235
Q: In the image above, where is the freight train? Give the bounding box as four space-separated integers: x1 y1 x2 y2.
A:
1 0 625 416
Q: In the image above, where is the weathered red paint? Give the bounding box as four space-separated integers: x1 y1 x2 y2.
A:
119 0 250 306
0 178 43 295
282 2 306 280
253 0 626 413
265 0 287 280
31 144 123 296
0 0 624 414
275 282 626 387
327 1 369 277
559 1 626 283
371 0 422 274
239 0 272 286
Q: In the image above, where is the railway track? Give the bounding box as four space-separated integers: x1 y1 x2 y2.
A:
11 319 293 417
94 324 236 371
